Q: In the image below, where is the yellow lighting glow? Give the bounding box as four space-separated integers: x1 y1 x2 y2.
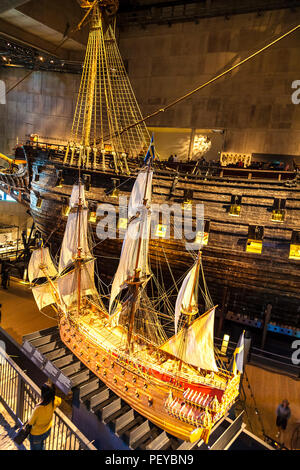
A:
62 205 70 217
271 209 285 222
118 217 128 230
246 239 262 254
195 231 209 245
229 204 241 217
155 224 167 238
289 244 300 260
221 334 230 355
89 211 97 223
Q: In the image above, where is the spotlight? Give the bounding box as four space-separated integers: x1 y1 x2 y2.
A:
38 56 44 61
2 56 7 61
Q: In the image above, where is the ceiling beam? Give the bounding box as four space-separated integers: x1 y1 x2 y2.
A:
0 1 31 14
16 0 88 47
0 18 84 61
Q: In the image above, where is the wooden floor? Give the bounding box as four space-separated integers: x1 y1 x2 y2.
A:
242 364 300 449
0 403 28 450
0 279 56 344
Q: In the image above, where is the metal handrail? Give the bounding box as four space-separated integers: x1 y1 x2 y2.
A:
0 347 96 450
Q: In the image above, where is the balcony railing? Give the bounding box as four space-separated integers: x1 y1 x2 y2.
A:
0 346 96 450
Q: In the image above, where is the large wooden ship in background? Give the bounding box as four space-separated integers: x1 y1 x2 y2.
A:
0 0 299 340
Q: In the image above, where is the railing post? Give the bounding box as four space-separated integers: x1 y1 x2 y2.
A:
16 374 25 424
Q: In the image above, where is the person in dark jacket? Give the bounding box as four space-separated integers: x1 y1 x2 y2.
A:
1 262 9 290
276 399 291 442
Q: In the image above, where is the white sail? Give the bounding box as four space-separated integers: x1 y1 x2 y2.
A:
174 262 198 334
160 308 218 372
32 282 57 311
28 247 58 283
59 184 92 273
69 183 86 208
109 168 153 315
128 170 153 219
109 212 151 314
57 259 98 307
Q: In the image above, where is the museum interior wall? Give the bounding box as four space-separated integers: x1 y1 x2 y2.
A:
118 8 300 156
0 8 300 157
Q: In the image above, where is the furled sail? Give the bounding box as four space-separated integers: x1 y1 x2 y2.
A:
160 308 218 372
32 282 57 311
174 262 198 334
109 168 153 314
28 247 58 283
57 259 98 307
128 170 153 219
59 184 92 273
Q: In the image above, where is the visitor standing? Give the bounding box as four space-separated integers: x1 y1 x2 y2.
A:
1 262 9 290
276 399 291 444
28 383 61 450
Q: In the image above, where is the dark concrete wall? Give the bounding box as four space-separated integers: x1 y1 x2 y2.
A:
0 199 32 232
118 8 300 156
0 8 299 157
0 68 80 155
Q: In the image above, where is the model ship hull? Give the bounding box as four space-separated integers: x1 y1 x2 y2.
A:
59 312 239 444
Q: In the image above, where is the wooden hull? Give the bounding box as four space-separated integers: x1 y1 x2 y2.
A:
59 314 238 444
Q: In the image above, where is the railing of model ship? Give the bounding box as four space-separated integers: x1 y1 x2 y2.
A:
23 140 297 183
0 347 96 450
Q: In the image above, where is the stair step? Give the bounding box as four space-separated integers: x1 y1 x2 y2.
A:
101 397 121 421
104 404 131 429
93 394 118 417
77 377 100 400
37 340 64 354
30 332 60 348
146 431 170 451
44 347 68 362
126 420 150 447
60 361 83 378
84 386 110 410
69 369 91 387
52 353 74 369
118 415 144 440
113 409 135 434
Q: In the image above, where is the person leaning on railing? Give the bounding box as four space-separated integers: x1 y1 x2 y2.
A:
28 382 62 450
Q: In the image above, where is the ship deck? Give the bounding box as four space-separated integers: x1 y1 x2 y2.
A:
75 310 229 390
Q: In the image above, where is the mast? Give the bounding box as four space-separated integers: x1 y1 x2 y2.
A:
71 1 150 158
77 180 83 315
178 250 201 371
126 161 152 353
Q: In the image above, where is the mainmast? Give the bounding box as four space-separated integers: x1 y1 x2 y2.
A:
109 142 154 351
69 0 150 160
126 161 152 353
76 181 83 315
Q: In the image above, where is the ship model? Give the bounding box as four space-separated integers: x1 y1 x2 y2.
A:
0 0 299 334
28 151 242 443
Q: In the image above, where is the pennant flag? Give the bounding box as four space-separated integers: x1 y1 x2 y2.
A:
144 134 155 164
231 331 245 375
